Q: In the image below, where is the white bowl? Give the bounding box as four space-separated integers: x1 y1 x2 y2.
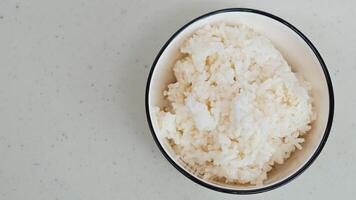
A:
145 8 334 194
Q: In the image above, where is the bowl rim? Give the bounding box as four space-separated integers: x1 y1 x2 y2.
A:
145 8 334 194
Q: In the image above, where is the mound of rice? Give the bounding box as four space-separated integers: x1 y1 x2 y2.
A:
153 24 315 185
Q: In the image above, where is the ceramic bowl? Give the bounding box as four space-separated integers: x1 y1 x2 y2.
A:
145 8 334 194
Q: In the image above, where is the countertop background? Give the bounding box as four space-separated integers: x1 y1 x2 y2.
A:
0 0 354 199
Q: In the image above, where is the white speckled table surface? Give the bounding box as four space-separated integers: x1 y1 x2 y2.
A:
0 0 354 199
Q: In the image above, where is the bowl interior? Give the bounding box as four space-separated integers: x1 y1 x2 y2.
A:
147 11 331 191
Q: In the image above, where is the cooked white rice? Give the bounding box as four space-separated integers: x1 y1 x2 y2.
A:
153 24 315 185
